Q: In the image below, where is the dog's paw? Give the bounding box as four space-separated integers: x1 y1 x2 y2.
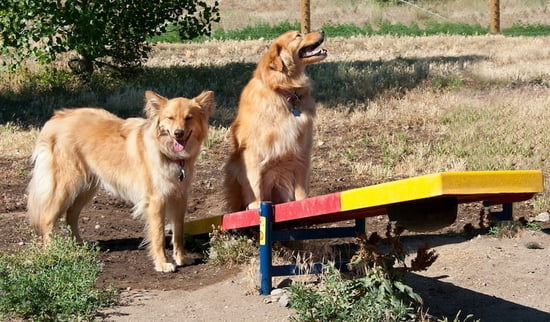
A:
173 253 187 266
247 201 261 210
174 255 194 266
155 262 177 273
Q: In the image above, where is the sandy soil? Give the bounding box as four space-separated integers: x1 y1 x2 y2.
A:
1 151 549 321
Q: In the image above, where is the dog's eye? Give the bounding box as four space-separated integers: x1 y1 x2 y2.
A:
296 33 302 38
167 116 174 120
185 115 192 121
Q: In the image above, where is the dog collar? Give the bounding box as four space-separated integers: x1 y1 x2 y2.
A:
277 89 301 116
174 160 185 181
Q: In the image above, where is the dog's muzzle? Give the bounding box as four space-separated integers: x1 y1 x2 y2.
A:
172 129 191 152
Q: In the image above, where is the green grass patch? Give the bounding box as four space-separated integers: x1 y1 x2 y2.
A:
152 21 301 43
502 23 550 37
0 235 118 321
150 20 550 43
438 105 538 170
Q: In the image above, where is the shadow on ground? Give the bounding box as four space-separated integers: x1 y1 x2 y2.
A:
406 273 550 321
0 55 486 127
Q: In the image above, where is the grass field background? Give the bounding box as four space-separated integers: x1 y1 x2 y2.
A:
1 0 549 212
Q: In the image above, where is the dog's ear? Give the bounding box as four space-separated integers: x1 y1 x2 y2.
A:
268 43 285 72
144 91 167 118
194 90 215 117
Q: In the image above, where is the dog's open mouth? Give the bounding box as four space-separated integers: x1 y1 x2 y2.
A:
172 130 192 153
299 38 328 59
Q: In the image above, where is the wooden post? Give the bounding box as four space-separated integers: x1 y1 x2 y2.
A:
490 0 500 34
300 0 311 33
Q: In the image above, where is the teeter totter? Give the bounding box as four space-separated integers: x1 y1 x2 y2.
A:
186 170 544 294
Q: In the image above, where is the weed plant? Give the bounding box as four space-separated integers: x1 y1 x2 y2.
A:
0 235 117 321
489 220 543 239
207 226 258 266
288 224 438 321
289 264 418 322
525 221 542 232
488 221 524 239
438 311 479 322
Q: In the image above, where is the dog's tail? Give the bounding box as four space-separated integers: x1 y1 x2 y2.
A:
26 138 57 236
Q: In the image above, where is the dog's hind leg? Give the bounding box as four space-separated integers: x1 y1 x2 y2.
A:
27 144 76 243
66 186 97 242
32 181 77 243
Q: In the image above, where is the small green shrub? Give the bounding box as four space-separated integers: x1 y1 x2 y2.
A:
289 264 418 322
438 310 479 322
525 221 541 232
488 221 523 239
488 225 500 237
0 235 118 321
0 0 220 74
207 227 257 266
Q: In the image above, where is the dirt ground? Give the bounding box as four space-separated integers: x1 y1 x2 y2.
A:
2 146 549 321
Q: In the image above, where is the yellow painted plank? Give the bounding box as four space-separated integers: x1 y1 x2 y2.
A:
437 170 544 194
185 216 222 235
341 173 444 211
341 170 543 212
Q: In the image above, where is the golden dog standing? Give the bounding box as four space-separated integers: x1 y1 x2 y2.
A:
27 91 215 272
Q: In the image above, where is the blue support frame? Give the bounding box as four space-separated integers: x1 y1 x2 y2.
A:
483 201 513 220
258 201 366 295
259 202 273 295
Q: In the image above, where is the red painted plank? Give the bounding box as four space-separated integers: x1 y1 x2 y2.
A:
273 192 341 223
276 192 539 227
220 193 341 230
217 191 538 231
187 171 543 235
221 209 259 230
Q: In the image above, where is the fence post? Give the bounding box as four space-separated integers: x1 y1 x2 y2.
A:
490 0 500 34
300 0 311 33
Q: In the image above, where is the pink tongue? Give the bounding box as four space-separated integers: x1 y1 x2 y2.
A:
173 139 185 152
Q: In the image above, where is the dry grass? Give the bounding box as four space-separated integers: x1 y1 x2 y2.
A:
0 123 38 158
1 2 549 215
306 35 550 212
217 0 550 31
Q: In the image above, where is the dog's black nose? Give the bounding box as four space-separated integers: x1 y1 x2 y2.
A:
174 129 185 139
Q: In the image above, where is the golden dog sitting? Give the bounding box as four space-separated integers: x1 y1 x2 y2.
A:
224 31 327 211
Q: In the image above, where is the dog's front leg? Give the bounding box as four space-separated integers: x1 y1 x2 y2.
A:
243 154 263 209
294 163 310 201
168 200 187 266
294 134 312 201
147 197 175 272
